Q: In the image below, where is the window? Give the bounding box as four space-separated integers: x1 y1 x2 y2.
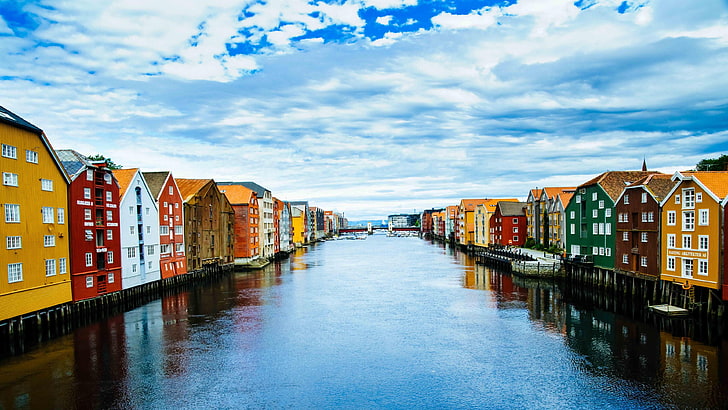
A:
605 247 611 257
148 261 152 269
698 236 708 250
512 218 518 224
598 200 604 209
641 232 648 243
160 244 170 254
622 254 629 264
85 253 93 267
696 192 702 203
147 245 155 255
86 276 93 288
592 192 597 201
127 247 136 258
160 226 169 235
576 196 581 203
683 259 693 277
598 223 605 235
132 264 137 273
667 234 676 248
675 195 680 204
42 207 54 223
623 232 629 242
5 234 23 252
641 192 647 203
107 230 113 240
169 186 173 195
513 227 518 233
683 188 695 209
145 207 149 215
570 224 575 235
647 212 654 222
108 272 114 283
699 209 708 226
682 235 692 249
176 243 184 252
45 259 56 276
699 260 708 276
667 256 675 271
593 247 599 255
623 194 629 204
86 169 93 181
85 229 93 241
59 258 66 274
667 211 676 226
642 212 647 222
2 144 17 159
44 235 55 247
106 191 112 202
129 226 135 235
107 210 113 221
605 208 611 218
640 256 647 267
129 206 134 215
41 179 53 191
683 211 695 231
104 173 112 184
175 225 183 235
605 223 611 235
5 204 20 223
107 251 114 264
593 223 598 235
84 187 91 199
3 172 18 186
8 263 22 283
513 236 519 241
599 247 605 256
57 208 65 224
592 209 598 218
164 214 168 222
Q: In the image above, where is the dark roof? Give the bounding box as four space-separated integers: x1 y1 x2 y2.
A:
55 149 90 180
0 106 42 134
142 171 170 198
626 174 675 202
497 201 527 217
216 181 268 198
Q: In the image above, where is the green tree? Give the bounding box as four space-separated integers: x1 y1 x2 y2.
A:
87 154 122 170
696 154 728 171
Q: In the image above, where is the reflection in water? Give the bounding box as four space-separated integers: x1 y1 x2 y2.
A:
1 238 728 408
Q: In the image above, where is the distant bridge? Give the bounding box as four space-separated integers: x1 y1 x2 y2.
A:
340 227 420 233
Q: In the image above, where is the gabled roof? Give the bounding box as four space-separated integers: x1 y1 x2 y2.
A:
216 181 269 198
55 149 93 180
176 178 214 202
541 187 576 200
527 189 541 201
579 171 658 201
217 183 256 205
111 168 139 197
0 105 42 134
620 173 675 203
680 171 728 200
553 191 575 210
142 171 171 198
497 201 527 217
459 199 487 211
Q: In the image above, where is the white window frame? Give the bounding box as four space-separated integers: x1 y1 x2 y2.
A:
623 232 629 242
2 144 17 159
41 179 53 191
6 236 21 249
107 251 114 264
623 194 629 204
57 208 65 224
667 234 676 248
641 192 647 203
682 235 692 250
682 188 695 209
667 211 676 226
640 256 647 267
107 229 113 240
44 235 55 247
593 223 598 235
45 259 56 276
605 223 611 236
605 208 611 218
5 204 20 223
598 200 604 209
84 187 91 200
85 253 93 267
592 209 598 218
698 209 708 226
592 192 597 201
698 235 708 250
86 276 93 288
641 232 648 243
108 272 114 283
106 191 112 202
3 172 18 186
42 207 54 223
86 169 93 181
59 258 67 274
647 212 654 223
683 211 695 231
84 209 92 221
667 256 675 271
698 260 708 276
683 259 694 277
8 263 22 283
127 247 136 258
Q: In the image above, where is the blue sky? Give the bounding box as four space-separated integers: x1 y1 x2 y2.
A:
1 0 727 219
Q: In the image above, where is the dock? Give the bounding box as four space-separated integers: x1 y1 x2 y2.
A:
648 304 690 317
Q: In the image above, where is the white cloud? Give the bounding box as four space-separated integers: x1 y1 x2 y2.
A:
376 15 393 25
431 8 499 30
0 16 13 34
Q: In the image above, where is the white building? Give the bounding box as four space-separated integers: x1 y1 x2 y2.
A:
112 169 160 289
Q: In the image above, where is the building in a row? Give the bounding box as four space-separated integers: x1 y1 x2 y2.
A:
143 171 187 278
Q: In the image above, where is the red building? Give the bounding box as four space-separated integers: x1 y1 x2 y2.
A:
56 150 122 300
273 198 281 255
489 201 527 246
143 171 187 279
218 183 260 265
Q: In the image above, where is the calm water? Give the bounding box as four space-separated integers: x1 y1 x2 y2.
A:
1 235 727 409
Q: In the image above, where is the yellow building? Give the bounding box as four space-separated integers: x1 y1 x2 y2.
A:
290 204 306 247
1 106 71 321
473 199 518 248
660 171 728 291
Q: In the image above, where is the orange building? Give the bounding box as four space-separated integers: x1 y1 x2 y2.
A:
218 183 260 265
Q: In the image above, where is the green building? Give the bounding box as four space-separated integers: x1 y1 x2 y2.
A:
565 171 654 269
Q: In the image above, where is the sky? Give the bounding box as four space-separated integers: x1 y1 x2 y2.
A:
1 0 727 220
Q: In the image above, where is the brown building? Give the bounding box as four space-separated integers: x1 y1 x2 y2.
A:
614 173 673 278
176 179 234 271
217 183 260 265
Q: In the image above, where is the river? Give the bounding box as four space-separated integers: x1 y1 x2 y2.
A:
1 235 727 409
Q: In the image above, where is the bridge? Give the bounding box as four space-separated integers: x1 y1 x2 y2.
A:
340 227 420 233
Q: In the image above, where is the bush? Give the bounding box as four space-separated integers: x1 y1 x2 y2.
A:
524 237 536 248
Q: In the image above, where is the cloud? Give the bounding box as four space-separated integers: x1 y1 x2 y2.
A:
431 8 499 30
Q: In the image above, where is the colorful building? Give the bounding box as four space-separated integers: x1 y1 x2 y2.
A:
474 198 518 248
217 183 260 266
458 199 487 247
290 201 309 246
547 190 575 250
565 171 654 268
490 201 527 246
56 150 122 300
177 179 235 271
112 169 161 289
660 171 728 295
276 199 294 254
615 173 673 278
142 171 187 279
1 106 72 321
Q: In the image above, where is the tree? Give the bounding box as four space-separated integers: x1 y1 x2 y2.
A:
542 209 550 249
696 154 728 171
87 154 122 170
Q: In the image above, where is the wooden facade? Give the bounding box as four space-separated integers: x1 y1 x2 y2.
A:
177 179 234 271
217 183 260 264
56 150 123 301
143 171 187 279
490 201 527 246
1 106 72 321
